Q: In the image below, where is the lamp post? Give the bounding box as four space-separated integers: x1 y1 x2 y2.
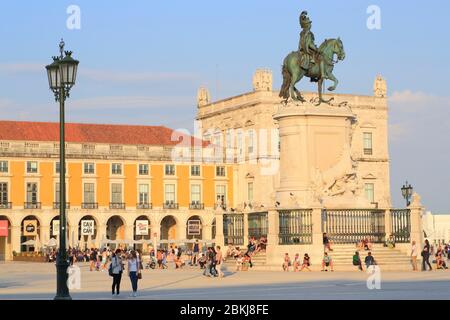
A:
45 39 79 300
401 181 413 207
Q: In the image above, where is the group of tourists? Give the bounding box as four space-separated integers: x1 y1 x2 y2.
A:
282 253 313 271
413 239 450 271
109 249 143 297
224 236 267 271
200 246 224 277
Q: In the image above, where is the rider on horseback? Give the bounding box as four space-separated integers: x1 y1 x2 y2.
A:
298 11 323 81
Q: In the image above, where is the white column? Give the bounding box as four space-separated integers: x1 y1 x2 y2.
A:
266 209 279 265
11 225 21 254
40 225 50 247
203 223 212 241
95 224 106 249
311 206 324 263
68 224 78 248
243 212 249 246
384 208 392 237
214 212 224 247
410 205 424 247
125 225 134 242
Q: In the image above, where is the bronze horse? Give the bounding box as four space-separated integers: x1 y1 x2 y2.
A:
279 38 345 105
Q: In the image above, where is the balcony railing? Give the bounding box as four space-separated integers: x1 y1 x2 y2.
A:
109 202 126 209
53 202 70 209
81 202 98 209
189 203 204 210
24 202 41 209
0 202 12 209
214 203 227 210
163 202 179 209
364 148 373 155
137 203 152 209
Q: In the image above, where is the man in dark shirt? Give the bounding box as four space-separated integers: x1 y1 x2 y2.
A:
323 233 333 251
364 251 376 269
193 240 200 266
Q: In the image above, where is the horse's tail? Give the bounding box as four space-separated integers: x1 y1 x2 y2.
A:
279 59 291 100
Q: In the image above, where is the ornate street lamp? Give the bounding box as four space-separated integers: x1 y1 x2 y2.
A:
45 39 79 300
401 181 413 207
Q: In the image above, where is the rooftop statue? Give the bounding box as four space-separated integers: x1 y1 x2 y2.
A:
279 11 345 105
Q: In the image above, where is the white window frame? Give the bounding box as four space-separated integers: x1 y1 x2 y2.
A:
190 184 202 204
164 183 176 204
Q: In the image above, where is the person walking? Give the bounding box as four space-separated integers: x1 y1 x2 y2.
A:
101 248 108 272
203 247 211 276
111 249 123 296
352 251 363 271
89 249 96 271
193 240 200 266
128 250 140 297
422 239 433 271
410 241 418 271
216 246 224 278
209 247 218 277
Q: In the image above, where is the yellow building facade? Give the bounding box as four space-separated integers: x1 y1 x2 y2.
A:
0 122 233 260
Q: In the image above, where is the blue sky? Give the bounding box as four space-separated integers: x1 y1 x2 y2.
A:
0 1 449 212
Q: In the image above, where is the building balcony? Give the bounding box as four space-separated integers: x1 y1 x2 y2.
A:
53 202 71 209
110 202 126 209
81 202 98 209
137 202 152 209
364 148 373 155
214 203 227 210
163 202 179 209
0 202 12 209
24 202 41 209
189 202 204 210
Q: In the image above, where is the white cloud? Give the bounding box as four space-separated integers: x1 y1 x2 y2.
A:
0 63 43 73
70 95 193 110
79 69 197 83
0 62 198 83
388 123 409 141
389 90 450 108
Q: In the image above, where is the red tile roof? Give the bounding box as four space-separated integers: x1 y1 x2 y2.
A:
0 121 207 146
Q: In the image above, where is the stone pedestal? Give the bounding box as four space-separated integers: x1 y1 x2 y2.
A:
273 101 360 208
214 212 224 247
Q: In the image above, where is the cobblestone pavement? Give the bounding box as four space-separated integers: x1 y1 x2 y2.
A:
0 262 449 299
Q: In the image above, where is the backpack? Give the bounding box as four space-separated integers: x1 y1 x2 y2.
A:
108 262 113 276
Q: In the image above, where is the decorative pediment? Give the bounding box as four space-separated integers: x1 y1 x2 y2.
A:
360 122 376 129
245 173 255 179
244 120 254 127
362 173 377 180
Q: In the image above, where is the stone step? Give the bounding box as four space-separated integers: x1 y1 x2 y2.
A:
235 263 414 272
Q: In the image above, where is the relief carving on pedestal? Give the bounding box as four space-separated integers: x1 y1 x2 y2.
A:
311 143 369 207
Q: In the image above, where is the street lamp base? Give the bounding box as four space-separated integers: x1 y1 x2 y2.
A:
54 295 72 300
55 256 72 300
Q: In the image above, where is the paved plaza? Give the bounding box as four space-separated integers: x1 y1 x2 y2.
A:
0 262 449 300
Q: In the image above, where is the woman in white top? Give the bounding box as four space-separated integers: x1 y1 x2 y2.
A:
111 249 123 296
127 250 140 297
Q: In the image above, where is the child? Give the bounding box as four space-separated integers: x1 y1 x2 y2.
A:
282 253 291 271
300 253 311 271
293 253 300 272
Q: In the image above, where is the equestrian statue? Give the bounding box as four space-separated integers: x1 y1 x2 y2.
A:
279 11 346 105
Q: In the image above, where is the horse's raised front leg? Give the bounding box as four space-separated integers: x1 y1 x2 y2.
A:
327 72 339 92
